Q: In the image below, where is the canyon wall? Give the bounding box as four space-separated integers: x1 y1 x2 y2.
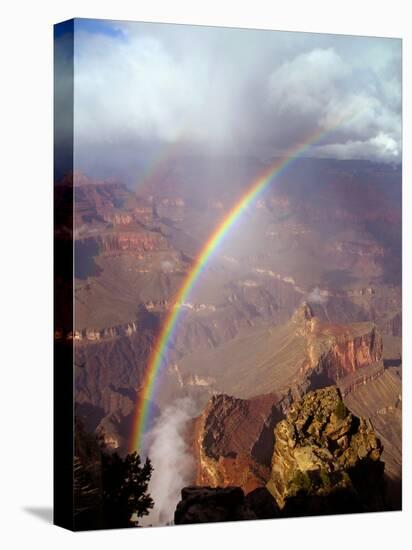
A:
193 394 283 493
192 306 387 493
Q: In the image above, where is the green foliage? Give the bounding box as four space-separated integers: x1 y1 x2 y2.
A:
74 419 154 529
289 470 312 494
319 469 331 488
334 399 347 420
74 419 104 529
102 451 154 528
74 455 101 528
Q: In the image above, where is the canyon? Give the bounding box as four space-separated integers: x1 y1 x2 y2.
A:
57 155 401 519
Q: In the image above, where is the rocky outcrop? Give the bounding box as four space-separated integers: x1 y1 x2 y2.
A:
74 324 157 453
173 480 370 524
174 487 256 524
179 386 386 525
194 393 283 494
266 386 385 512
190 386 386 520
96 231 168 253
189 307 386 496
64 321 139 342
57 172 156 229
74 181 130 225
316 327 383 379
295 303 383 382
102 212 134 225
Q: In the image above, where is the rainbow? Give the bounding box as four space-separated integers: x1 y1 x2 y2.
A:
130 118 353 453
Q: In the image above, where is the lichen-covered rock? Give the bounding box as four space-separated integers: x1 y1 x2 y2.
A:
174 486 256 525
266 386 384 512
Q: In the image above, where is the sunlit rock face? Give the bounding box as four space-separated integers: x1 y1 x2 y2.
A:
266 386 385 512
193 393 283 494
292 302 383 379
90 231 168 254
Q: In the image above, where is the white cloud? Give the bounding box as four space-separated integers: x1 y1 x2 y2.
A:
74 33 207 142
268 48 350 116
73 29 243 146
311 131 400 162
266 47 401 161
68 22 401 165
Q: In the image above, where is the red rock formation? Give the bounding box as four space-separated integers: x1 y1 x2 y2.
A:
193 393 283 494
289 303 383 382
321 329 382 378
102 213 134 225
96 230 168 253
300 307 384 381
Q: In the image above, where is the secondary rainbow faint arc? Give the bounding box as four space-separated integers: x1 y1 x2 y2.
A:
130 118 352 453
135 138 185 191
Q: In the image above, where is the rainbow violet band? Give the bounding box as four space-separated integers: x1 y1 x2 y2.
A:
130 118 352 453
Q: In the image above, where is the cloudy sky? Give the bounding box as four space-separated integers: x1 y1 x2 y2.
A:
56 18 402 180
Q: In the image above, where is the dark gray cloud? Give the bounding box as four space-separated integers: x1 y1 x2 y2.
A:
70 20 401 169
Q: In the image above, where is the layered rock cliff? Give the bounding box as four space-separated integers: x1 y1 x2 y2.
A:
296 302 383 383
95 230 168 254
193 393 283 493
178 303 384 402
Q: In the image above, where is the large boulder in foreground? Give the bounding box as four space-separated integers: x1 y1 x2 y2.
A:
266 385 385 513
174 487 256 524
175 387 386 525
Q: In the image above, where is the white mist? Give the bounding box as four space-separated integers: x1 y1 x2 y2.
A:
139 397 198 527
